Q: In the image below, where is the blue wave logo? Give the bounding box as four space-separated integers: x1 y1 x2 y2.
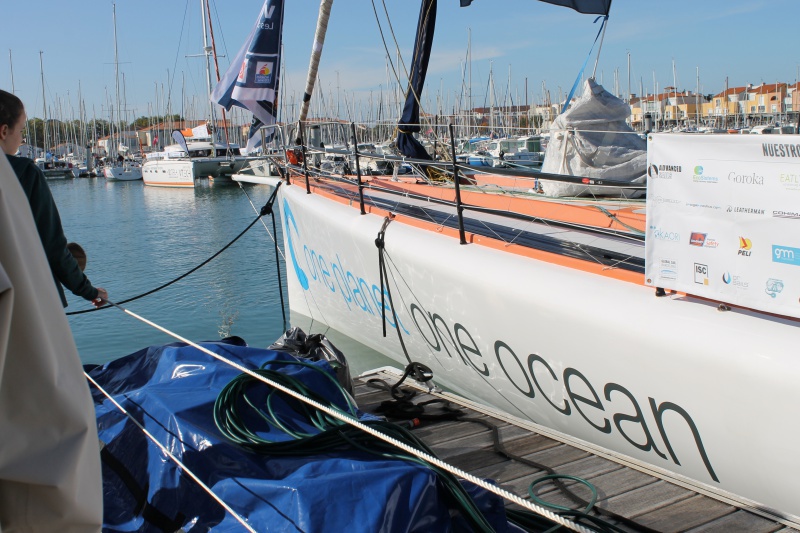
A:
283 199 309 290
722 272 731 284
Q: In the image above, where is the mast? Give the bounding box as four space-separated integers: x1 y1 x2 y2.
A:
112 3 122 159
489 61 494 135
299 0 334 122
627 50 631 103
8 49 15 93
468 28 472 137
695 67 700 129
200 0 217 130
39 51 48 157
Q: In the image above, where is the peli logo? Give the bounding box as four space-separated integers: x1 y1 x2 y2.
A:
738 237 752 257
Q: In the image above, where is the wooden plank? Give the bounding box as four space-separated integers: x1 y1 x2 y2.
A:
684 510 786 533
508 463 653 514
353 374 795 531
633 494 734 532
605 480 692 518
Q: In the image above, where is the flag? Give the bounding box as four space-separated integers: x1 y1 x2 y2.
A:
153 135 159 146
171 130 189 155
211 0 285 154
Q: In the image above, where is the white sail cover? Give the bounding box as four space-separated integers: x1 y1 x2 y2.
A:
0 150 102 531
540 78 646 197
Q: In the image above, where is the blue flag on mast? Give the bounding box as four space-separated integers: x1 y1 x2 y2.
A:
211 0 285 154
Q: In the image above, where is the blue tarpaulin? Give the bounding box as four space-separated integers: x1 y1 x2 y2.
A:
86 339 509 532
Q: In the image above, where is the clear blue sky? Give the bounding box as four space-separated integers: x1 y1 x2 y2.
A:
2 0 798 122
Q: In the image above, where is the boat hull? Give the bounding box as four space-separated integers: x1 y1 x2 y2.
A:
275 180 800 523
142 159 194 187
104 165 142 181
143 157 252 187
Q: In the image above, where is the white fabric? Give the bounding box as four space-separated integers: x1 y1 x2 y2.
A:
0 149 102 532
540 79 647 197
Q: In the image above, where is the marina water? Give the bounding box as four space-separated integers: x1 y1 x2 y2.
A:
56 177 392 375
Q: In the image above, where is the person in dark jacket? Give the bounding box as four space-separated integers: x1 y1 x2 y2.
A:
0 89 106 308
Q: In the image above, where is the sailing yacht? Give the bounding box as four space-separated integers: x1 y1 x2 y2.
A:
141 1 248 188
104 3 142 182
142 135 246 187
220 0 800 526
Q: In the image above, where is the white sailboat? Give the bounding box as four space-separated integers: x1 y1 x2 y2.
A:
142 0 247 188
104 3 142 182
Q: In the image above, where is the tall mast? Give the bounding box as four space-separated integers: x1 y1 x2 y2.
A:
8 49 15 93
200 0 217 129
468 28 472 136
696 67 700 129
300 0 334 122
39 51 48 156
113 3 121 156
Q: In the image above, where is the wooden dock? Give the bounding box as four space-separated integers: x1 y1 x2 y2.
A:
353 369 798 533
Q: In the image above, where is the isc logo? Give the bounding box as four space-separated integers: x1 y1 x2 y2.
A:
694 263 709 285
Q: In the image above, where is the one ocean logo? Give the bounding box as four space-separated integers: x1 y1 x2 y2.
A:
772 245 800 267
282 199 409 334
722 272 732 284
255 62 273 84
283 198 309 289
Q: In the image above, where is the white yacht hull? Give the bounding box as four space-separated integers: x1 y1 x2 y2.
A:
142 157 252 187
275 180 800 523
104 166 142 181
142 159 194 188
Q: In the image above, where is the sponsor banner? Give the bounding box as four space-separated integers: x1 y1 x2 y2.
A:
645 134 800 319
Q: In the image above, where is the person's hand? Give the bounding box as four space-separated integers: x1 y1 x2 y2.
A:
92 287 108 308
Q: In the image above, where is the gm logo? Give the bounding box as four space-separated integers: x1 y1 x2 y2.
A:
772 245 800 267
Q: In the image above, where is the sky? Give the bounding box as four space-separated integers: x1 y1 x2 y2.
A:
1 0 799 123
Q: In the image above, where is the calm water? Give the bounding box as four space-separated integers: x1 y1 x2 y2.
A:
53 177 393 375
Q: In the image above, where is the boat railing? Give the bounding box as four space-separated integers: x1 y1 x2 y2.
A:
279 122 646 263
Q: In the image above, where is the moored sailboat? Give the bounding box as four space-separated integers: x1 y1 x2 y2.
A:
224 0 800 525
104 3 142 182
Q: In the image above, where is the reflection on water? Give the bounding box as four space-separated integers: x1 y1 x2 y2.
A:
49 178 395 374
